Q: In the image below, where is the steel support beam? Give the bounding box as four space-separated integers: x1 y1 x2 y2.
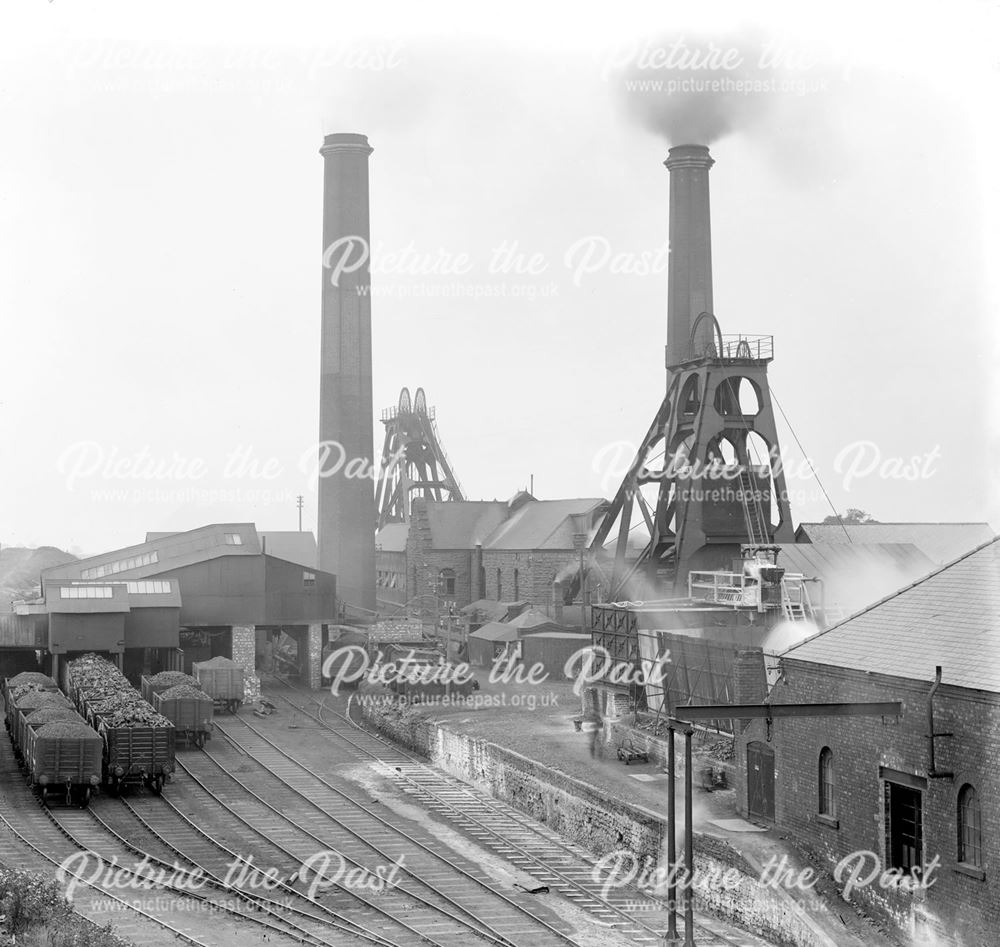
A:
675 702 902 720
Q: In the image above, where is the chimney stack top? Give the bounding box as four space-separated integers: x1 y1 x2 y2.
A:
665 143 714 171
320 133 373 156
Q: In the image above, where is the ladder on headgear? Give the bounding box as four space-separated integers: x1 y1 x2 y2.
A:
738 467 770 547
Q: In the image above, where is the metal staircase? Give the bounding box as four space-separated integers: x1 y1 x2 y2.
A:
738 467 770 546
780 577 815 623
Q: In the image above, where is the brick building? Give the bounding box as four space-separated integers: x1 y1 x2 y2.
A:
373 493 608 616
735 536 1000 946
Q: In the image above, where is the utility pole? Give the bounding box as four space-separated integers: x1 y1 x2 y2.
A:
296 495 304 532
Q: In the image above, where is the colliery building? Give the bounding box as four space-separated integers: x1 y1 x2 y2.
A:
735 536 1000 946
4 523 337 693
375 492 609 614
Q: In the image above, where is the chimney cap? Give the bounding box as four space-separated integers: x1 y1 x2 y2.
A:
320 133 373 156
664 143 714 170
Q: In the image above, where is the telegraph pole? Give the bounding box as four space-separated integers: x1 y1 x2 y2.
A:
296 495 304 532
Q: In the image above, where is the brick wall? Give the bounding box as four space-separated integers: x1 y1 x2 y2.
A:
359 696 846 947
482 549 580 607
304 623 323 689
375 549 408 609
405 504 474 607
230 624 261 703
736 660 999 946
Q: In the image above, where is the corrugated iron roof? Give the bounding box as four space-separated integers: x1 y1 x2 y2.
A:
45 524 261 584
469 622 520 642
505 609 563 634
783 536 1000 692
258 532 317 569
795 522 995 565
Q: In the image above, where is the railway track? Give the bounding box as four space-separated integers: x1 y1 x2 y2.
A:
196 717 581 947
79 800 379 947
0 735 235 947
268 681 773 947
125 761 483 947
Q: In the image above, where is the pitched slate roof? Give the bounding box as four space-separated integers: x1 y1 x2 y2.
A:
783 536 1000 693
795 522 995 565
774 542 935 613
375 522 410 553
424 502 509 549
483 499 607 550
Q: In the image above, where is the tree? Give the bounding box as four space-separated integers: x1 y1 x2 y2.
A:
822 508 879 525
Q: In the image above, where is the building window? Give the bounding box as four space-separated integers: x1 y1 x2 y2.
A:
224 533 243 545
439 569 456 597
818 747 835 817
81 551 158 579
60 586 113 599
958 784 983 868
303 571 316 589
885 781 923 874
513 568 519 601
125 580 171 594
496 568 502 601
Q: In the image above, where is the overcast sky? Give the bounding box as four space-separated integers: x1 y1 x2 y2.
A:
1 1 998 555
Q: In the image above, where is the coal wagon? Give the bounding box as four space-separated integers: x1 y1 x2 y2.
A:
140 670 201 704
3 674 103 807
153 685 213 748
192 657 244 713
24 720 103 807
3 673 61 735
65 653 176 794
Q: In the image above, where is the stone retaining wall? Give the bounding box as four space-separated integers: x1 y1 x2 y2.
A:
357 697 841 947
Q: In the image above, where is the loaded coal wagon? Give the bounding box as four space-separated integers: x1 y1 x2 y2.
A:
3 674 103 807
13 689 75 759
142 671 214 747
3 672 60 735
64 653 176 795
153 686 213 747
24 720 103 807
192 656 244 713
140 670 199 704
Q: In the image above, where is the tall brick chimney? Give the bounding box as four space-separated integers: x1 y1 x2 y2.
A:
664 144 715 370
317 133 376 613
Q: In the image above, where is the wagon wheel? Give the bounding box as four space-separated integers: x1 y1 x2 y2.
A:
78 787 92 809
196 731 207 749
149 775 164 796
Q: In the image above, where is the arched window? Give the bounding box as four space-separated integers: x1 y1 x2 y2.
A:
958 784 982 867
818 747 835 817
438 568 456 597
496 568 502 601
513 568 520 601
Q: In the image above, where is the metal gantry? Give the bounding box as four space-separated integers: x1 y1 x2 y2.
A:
585 315 795 601
375 387 465 529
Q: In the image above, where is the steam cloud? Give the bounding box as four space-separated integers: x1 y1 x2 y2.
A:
610 29 848 153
